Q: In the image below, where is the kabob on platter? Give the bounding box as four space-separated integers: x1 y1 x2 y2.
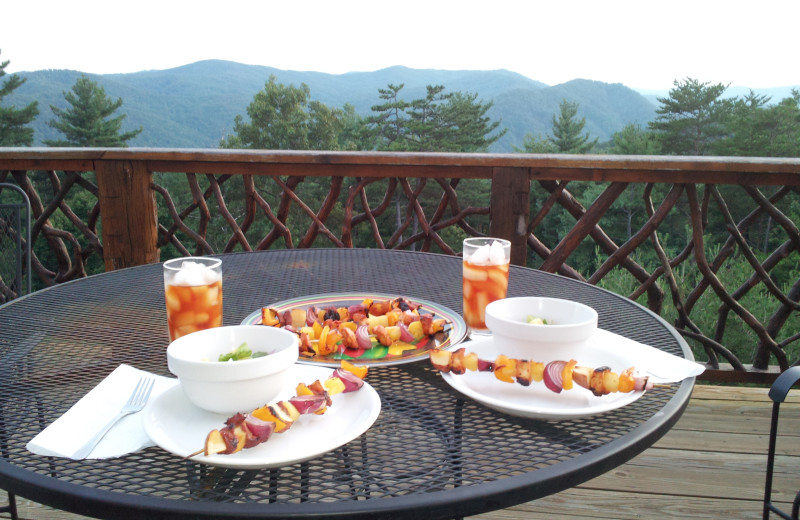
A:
430 347 654 396
260 296 449 358
191 360 369 457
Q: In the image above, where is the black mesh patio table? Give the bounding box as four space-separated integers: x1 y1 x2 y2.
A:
0 249 695 519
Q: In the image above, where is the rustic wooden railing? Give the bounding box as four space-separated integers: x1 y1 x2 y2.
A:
1 148 799 383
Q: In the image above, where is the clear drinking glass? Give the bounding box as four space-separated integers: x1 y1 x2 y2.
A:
163 256 223 341
462 237 511 335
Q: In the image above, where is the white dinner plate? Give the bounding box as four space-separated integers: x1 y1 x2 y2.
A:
143 365 381 468
440 336 646 420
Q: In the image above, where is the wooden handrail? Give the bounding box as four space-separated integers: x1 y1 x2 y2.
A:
2 148 800 183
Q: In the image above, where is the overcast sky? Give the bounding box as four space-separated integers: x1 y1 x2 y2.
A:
4 0 798 91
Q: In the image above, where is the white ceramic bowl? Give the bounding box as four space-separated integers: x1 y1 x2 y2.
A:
484 297 598 362
167 325 299 414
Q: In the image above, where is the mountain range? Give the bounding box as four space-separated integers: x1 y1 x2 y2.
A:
6 60 798 152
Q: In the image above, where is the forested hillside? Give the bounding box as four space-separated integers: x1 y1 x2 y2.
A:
7 60 657 151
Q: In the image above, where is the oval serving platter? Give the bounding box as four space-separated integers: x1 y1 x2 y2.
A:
241 292 467 367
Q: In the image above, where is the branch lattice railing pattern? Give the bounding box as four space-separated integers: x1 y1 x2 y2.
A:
1 149 799 383
151 173 491 255
0 169 102 287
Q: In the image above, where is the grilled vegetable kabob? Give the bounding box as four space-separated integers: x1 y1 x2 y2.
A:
430 347 654 396
261 296 449 358
192 361 369 457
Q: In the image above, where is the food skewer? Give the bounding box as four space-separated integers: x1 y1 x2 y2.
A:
260 296 449 358
187 360 369 458
430 347 656 396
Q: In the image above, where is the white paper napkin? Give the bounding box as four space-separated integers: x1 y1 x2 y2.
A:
594 328 705 382
27 364 178 459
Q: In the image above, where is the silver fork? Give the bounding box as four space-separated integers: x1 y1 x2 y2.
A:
73 376 155 459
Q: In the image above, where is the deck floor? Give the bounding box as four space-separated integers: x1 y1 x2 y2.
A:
2 384 798 520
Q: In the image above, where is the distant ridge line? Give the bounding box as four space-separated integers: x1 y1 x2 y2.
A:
9 60 797 150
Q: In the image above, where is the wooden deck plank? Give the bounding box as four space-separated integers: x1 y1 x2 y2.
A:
691 384 800 404
4 384 799 520
654 429 800 456
577 448 798 502
675 399 799 436
468 488 778 519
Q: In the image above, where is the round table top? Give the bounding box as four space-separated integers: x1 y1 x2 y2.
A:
0 248 694 519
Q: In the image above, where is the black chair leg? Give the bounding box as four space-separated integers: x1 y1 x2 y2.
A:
0 491 18 520
762 366 800 520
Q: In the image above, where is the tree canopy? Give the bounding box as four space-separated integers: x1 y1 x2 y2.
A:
550 100 598 153
366 84 505 152
222 78 505 153
45 75 142 147
715 89 800 157
648 78 733 155
220 75 366 150
514 99 597 154
513 133 558 153
0 50 39 146
608 122 662 155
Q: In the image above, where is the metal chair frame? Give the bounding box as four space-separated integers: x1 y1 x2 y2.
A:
0 182 29 520
763 366 800 520
0 182 32 299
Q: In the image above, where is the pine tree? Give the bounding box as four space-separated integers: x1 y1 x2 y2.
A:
45 75 142 147
439 91 506 152
404 85 451 151
367 84 505 152
0 51 39 146
367 84 411 151
648 78 732 156
550 100 598 154
764 91 800 157
717 90 800 158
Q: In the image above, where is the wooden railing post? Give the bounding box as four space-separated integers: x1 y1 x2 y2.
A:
95 159 159 270
490 167 530 266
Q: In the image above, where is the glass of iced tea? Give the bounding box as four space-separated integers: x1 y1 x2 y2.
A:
163 257 223 341
462 237 511 335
